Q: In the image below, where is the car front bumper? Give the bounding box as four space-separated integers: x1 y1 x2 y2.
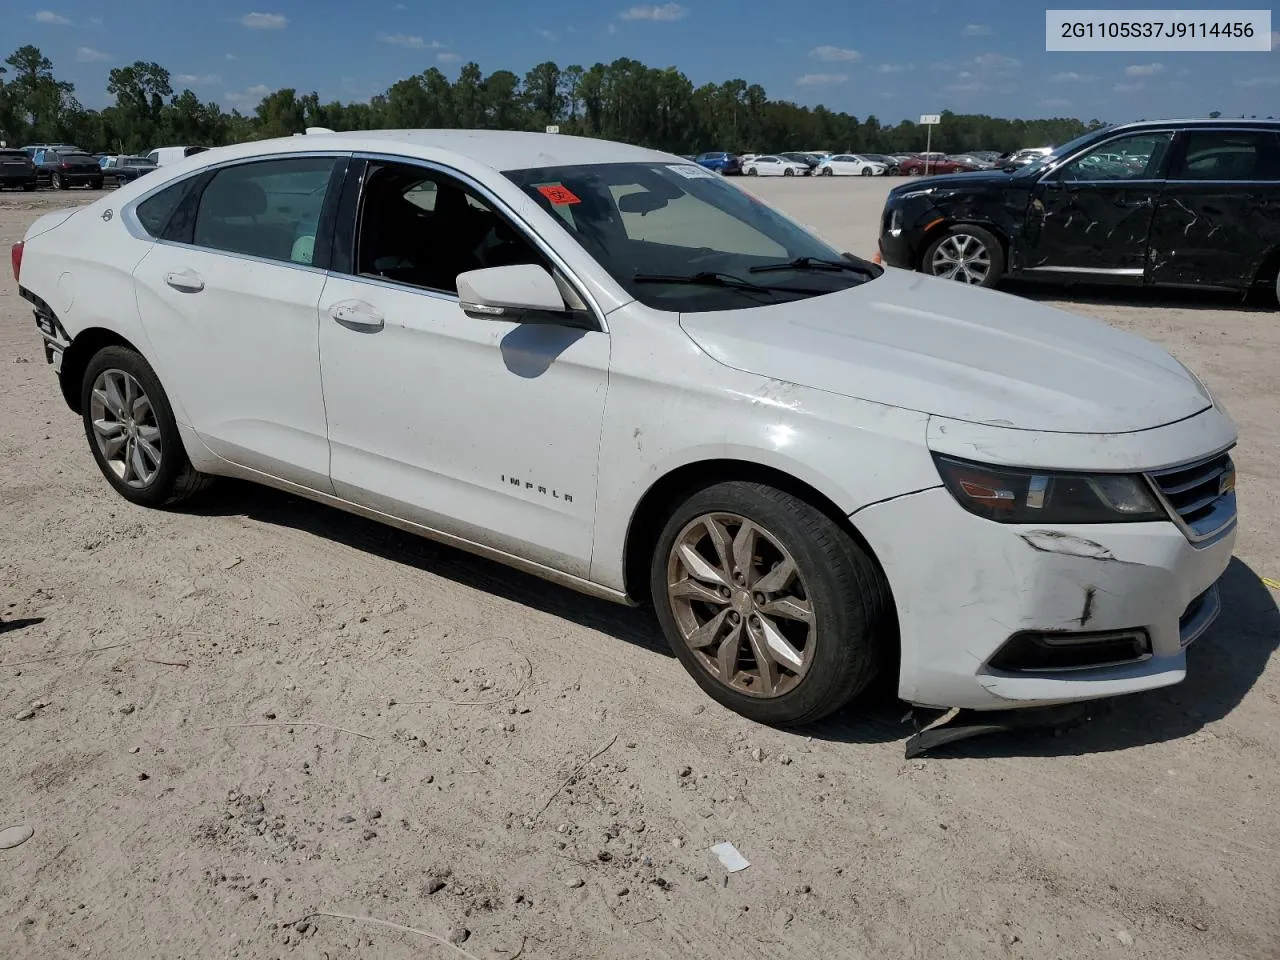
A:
853 485 1235 711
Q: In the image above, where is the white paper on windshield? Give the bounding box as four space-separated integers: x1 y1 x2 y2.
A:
668 164 717 180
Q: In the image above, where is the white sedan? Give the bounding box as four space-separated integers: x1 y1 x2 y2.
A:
816 154 888 176
13 130 1236 725
742 155 809 177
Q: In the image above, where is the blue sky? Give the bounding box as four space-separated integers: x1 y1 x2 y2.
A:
18 0 1280 121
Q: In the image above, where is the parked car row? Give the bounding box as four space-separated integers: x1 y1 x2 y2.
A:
0 143 209 191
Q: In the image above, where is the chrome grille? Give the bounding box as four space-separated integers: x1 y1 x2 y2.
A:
1146 451 1236 545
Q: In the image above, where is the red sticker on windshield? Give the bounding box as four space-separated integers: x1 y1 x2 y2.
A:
536 184 581 205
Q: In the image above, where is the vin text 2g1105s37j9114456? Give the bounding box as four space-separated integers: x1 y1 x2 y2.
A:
13 129 1236 726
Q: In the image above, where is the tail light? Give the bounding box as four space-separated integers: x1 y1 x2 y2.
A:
11 240 23 283
60 162 71 169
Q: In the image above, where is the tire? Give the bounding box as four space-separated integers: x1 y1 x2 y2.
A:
921 223 1005 288
746 168 758 176
650 480 891 726
80 345 213 507
784 167 794 177
860 167 873 176
51 173 64 190
91 178 103 190
822 167 834 177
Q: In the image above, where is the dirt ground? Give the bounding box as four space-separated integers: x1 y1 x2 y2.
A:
1 179 1277 960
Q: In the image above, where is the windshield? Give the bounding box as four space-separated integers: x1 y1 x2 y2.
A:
1018 128 1111 173
504 161 880 312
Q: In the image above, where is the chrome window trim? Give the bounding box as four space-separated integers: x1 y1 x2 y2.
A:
1038 129 1178 182
351 151 609 333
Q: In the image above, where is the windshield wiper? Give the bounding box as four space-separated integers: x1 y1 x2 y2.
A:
747 256 876 277
632 271 815 295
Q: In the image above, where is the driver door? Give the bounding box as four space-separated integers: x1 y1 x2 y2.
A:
316 159 610 578
1019 130 1174 277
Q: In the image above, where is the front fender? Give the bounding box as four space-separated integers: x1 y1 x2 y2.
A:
589 302 937 591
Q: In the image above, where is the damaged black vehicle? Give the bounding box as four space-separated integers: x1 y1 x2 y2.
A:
878 118 1280 300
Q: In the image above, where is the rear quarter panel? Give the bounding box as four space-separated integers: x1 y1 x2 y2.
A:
20 191 178 417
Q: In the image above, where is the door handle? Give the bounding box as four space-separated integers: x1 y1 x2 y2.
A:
328 300 385 332
164 269 204 293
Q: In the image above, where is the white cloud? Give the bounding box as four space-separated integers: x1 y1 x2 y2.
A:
31 10 72 24
87 15 102 25
75 46 111 62
618 3 687 20
226 53 238 60
797 73 849 86
1113 81 1146 93
436 51 461 63
536 28 557 41
176 73 222 86
1124 62 1163 76
1050 71 1095 82
956 70 974 79
810 45 861 62
962 24 991 36
224 84 271 109
394 2 406 7
973 53 1021 71
1236 75 1280 87
238 12 287 29
874 63 910 74
945 82 985 93
607 22 618 34
377 32 443 48
1040 98 1072 108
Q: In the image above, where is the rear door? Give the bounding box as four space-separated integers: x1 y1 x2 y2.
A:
1019 130 1174 278
131 153 348 489
1147 128 1280 290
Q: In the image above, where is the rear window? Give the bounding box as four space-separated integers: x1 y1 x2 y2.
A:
65 153 94 162
0 150 27 159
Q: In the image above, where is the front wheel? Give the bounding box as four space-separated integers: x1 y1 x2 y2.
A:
922 224 1005 287
81 346 213 507
784 167 795 177
651 481 891 726
746 168 758 176
51 173 64 190
860 167 873 176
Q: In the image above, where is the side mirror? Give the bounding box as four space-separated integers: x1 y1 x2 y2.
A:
456 264 590 328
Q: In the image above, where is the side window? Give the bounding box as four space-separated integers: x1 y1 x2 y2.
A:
135 180 191 237
146 151 159 164
1060 132 1174 182
355 162 548 294
1171 131 1279 181
192 156 338 265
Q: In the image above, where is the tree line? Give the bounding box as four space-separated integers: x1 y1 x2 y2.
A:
1 44 1105 158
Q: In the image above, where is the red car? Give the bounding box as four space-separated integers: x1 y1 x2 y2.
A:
898 156 980 176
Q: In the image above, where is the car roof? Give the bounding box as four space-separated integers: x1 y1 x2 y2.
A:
144 130 684 186
1113 117 1280 131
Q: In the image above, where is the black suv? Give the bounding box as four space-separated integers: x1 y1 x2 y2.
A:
878 118 1280 298
0 149 37 190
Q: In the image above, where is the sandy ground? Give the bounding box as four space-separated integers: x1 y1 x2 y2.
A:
1 179 1278 960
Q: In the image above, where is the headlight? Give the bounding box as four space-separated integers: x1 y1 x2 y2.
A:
933 455 1165 524
897 187 935 200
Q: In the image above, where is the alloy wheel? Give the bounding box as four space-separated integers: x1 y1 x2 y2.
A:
929 233 991 284
666 513 815 698
89 369 163 487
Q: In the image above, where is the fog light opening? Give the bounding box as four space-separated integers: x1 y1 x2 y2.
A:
988 629 1152 674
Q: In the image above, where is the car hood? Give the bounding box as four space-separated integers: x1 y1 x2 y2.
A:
678 267 1211 434
889 169 1018 194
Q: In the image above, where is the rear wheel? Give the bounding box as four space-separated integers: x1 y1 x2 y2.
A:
922 224 1005 287
822 167 834 177
651 481 891 726
81 346 213 507
51 172 64 190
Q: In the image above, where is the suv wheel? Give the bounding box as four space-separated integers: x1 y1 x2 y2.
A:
923 224 1005 287
81 346 213 507
651 481 891 725
51 172 64 190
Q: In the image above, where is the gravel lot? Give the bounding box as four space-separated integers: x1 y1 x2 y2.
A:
1 179 1277 960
